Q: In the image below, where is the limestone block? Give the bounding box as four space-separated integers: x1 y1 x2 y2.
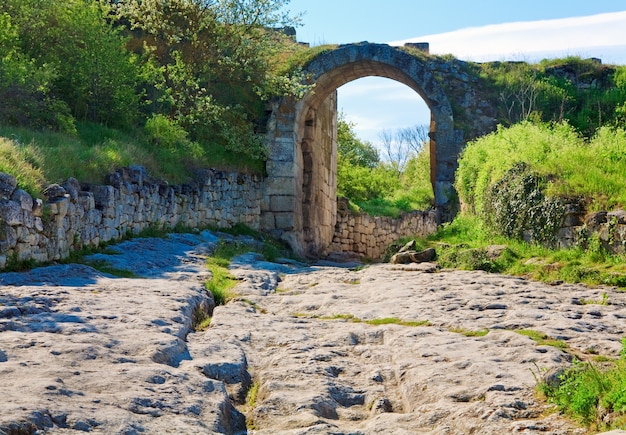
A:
0 199 23 226
33 217 43 232
61 177 80 202
275 213 296 230
32 198 44 217
270 195 296 213
0 172 17 200
32 251 50 263
11 189 34 211
259 212 276 230
266 160 295 178
16 226 31 243
0 225 17 251
15 242 33 261
91 185 116 210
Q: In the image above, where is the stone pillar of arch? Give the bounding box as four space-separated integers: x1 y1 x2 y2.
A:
262 43 464 257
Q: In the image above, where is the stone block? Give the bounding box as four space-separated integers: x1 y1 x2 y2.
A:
265 176 297 196
270 195 296 213
0 225 17 251
91 185 116 210
11 189 33 211
32 198 44 217
0 172 17 200
275 213 296 230
0 199 23 226
268 139 295 162
266 160 296 178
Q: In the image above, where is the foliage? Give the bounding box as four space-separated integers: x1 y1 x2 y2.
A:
514 329 568 350
0 136 45 198
114 0 303 160
206 258 239 306
483 162 565 246
0 12 74 132
456 122 626 239
419 214 626 289
364 317 431 327
1 0 140 127
0 0 306 169
0 122 215 193
448 327 489 337
313 313 431 327
337 116 379 168
538 351 626 430
192 305 212 331
336 116 433 216
477 57 626 136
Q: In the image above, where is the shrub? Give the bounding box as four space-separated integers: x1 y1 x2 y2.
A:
456 121 626 241
483 163 565 245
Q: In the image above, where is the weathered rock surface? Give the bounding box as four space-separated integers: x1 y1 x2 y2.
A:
223 257 626 434
2 232 626 434
0 232 245 434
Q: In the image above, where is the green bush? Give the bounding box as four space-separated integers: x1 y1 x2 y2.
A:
336 116 433 216
1 0 140 127
541 358 626 429
456 121 626 221
483 162 565 245
0 12 75 132
478 57 626 134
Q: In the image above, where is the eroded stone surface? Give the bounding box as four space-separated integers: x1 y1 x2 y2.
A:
1 233 625 434
0 232 245 434
224 258 626 434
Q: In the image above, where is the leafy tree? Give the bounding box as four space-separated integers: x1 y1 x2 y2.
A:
114 0 303 159
337 115 379 168
336 117 433 212
0 0 140 127
0 12 74 131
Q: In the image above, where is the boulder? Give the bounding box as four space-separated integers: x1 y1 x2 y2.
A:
61 178 81 202
608 210 626 224
43 184 67 201
585 211 608 228
0 172 17 200
390 247 436 264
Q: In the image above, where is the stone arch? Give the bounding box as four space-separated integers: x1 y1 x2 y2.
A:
263 43 464 257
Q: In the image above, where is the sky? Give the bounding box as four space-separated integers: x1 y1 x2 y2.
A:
284 0 626 144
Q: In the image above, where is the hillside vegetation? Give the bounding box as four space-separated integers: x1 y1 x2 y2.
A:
0 0 307 196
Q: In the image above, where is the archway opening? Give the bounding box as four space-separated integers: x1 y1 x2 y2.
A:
336 77 435 214
263 44 461 258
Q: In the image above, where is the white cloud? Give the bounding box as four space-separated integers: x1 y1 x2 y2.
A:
390 11 626 64
339 11 626 144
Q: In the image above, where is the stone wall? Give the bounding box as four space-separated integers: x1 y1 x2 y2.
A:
0 166 262 269
330 198 439 259
557 209 626 254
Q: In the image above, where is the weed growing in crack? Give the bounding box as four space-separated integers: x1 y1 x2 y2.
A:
311 314 432 327
580 292 610 306
192 305 212 331
365 317 431 327
245 381 260 431
515 329 568 350
449 327 489 337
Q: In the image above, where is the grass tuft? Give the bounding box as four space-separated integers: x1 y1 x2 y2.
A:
515 329 568 350
449 327 490 337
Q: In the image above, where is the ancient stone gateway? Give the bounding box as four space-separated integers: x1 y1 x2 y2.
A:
262 43 467 257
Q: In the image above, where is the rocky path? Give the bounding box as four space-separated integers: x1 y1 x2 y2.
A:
1 232 626 434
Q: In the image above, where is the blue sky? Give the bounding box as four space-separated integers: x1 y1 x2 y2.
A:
285 0 626 144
